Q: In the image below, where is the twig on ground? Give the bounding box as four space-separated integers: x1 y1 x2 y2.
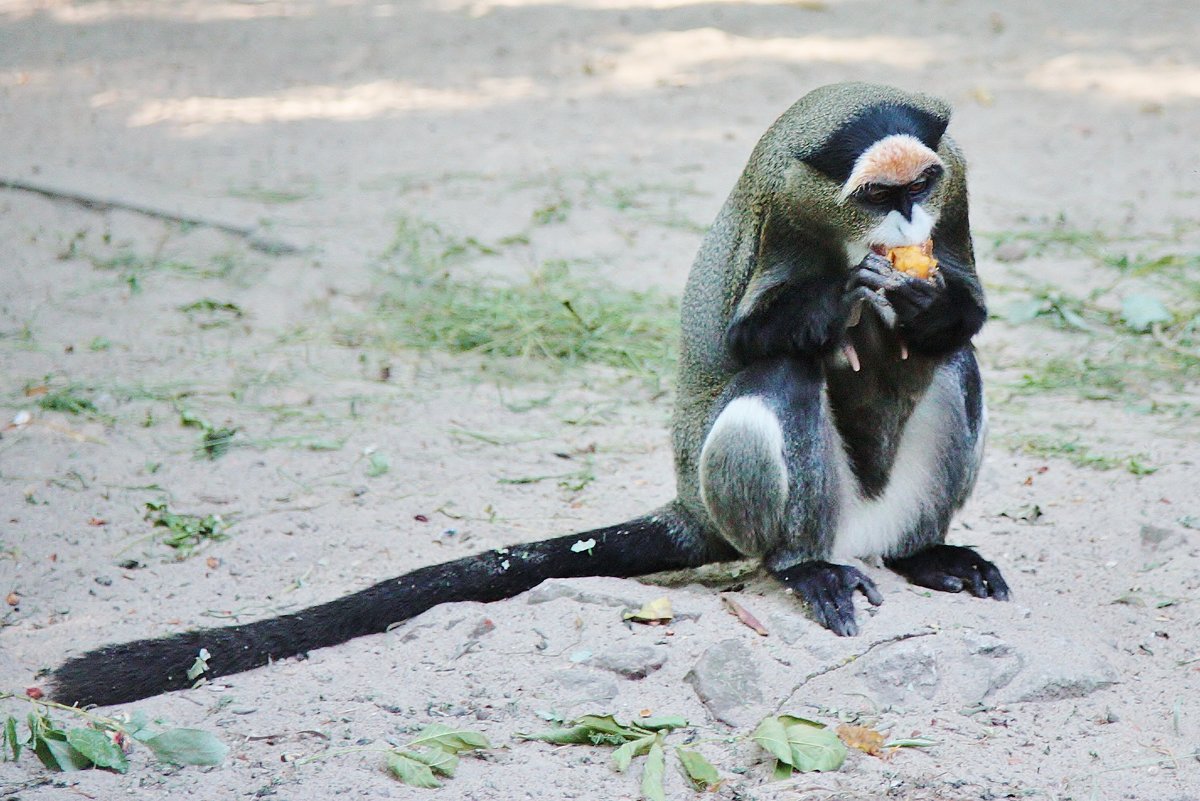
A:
0 176 303 255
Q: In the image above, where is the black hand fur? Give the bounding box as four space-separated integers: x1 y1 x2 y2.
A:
725 277 845 365
773 561 884 636
886 544 1010 600
889 271 986 356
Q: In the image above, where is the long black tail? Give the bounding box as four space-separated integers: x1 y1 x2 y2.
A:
51 508 722 707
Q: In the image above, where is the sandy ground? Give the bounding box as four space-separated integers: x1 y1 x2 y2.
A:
2 1 1199 799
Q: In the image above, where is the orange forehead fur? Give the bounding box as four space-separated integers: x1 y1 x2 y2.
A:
841 134 944 198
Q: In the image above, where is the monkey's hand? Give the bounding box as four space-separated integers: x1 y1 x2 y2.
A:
851 254 982 355
885 545 1011 600
772 561 883 636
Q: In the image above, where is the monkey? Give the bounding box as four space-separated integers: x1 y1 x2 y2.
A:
48 82 1008 708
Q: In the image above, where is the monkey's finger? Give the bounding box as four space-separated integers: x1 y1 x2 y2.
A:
806 591 835 633
980 563 1012 601
925 573 965 593
826 590 858 637
853 572 885 607
858 253 894 275
852 268 892 292
964 566 990 599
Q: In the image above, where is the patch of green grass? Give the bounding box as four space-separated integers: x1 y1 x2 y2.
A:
228 182 313 205
1010 434 1155 475
992 227 1200 407
179 299 245 329
179 408 240 459
144 501 229 558
35 386 98 417
355 217 679 378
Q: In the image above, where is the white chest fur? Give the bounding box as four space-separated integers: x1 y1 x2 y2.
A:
828 367 969 561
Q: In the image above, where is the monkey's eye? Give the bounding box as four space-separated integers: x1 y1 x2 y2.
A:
907 176 929 195
860 185 890 205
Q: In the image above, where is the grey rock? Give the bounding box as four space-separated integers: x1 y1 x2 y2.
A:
1140 524 1185 551
961 632 1023 698
766 612 809 645
550 669 619 703
589 645 668 679
996 648 1119 703
994 240 1030 263
685 639 764 727
855 641 941 706
526 579 632 608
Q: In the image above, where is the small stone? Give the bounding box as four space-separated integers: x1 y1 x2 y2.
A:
685 639 764 726
856 641 941 705
997 646 1118 703
994 240 1030 263
94 576 113 586
550 669 619 703
1140 524 1183 551
589 645 668 679
526 579 632 608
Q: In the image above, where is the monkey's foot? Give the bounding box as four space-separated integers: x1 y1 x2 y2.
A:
773 561 883 637
885 545 1010 601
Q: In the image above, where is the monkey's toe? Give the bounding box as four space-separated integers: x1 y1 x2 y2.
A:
886 544 1010 601
773 561 883 637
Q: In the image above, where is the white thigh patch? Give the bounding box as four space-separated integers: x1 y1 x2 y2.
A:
699 396 789 556
830 371 958 561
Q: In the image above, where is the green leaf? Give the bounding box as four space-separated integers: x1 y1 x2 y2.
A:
387 751 441 788
1005 298 1048 324
1121 293 1172 333
515 725 597 745
641 741 665 801
66 728 128 773
4 716 22 761
144 728 228 766
751 717 794 765
126 711 150 736
636 715 687 732
573 714 643 740
612 734 656 773
407 747 459 777
1058 306 1093 332
407 724 489 754
32 730 92 772
772 759 794 781
186 647 211 681
883 737 938 748
676 747 720 790
366 451 391 477
782 720 846 772
777 714 827 729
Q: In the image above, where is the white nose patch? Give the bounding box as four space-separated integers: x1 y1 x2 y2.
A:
867 204 936 249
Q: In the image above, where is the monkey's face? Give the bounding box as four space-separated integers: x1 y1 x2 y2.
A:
789 101 953 267
838 133 947 258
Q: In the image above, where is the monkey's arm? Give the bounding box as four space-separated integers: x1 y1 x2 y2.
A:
724 274 847 364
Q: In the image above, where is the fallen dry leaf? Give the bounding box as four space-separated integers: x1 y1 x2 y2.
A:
721 595 769 636
837 724 886 756
88 517 107 526
25 687 44 699
623 596 673 624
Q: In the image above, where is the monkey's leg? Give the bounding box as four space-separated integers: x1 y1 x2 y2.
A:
698 358 881 636
881 351 1010 601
